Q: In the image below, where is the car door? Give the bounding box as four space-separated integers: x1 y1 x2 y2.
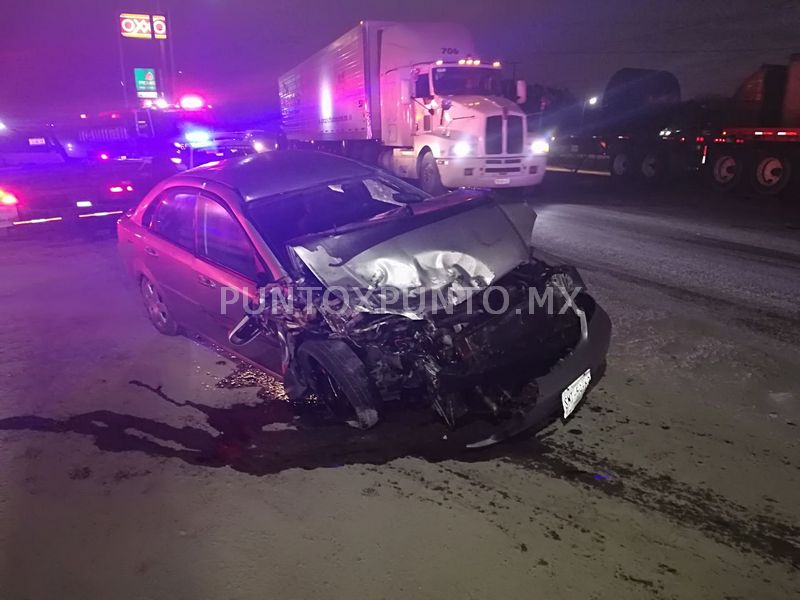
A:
193 191 283 373
140 188 200 327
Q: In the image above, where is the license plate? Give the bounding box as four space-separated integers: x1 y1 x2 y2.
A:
494 177 511 185
561 368 591 418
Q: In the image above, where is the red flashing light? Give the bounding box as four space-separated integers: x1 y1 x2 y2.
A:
695 136 704 143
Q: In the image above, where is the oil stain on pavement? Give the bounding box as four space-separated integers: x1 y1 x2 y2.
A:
0 367 797 572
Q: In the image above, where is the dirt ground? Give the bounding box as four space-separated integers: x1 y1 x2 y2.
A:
0 179 798 599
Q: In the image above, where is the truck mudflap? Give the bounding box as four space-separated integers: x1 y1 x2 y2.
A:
465 303 612 448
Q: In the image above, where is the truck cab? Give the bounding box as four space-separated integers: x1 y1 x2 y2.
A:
279 21 548 195
390 58 547 193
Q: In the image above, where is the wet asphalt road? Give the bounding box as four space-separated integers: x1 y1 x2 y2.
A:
0 177 798 599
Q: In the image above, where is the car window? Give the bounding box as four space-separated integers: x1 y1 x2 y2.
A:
198 194 260 280
147 190 196 251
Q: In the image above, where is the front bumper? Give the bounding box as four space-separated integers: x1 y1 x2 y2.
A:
466 301 612 448
437 155 547 189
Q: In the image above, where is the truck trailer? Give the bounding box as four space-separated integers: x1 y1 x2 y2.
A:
540 68 713 184
278 21 548 195
707 54 800 196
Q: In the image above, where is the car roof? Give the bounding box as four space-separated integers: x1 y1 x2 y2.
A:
182 150 377 202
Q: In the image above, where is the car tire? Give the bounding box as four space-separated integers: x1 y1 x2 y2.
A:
750 151 792 197
140 276 179 336
295 339 379 429
419 150 447 196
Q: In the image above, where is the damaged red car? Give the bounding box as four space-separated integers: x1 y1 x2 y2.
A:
118 150 611 447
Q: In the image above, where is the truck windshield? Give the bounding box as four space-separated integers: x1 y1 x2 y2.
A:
432 67 502 96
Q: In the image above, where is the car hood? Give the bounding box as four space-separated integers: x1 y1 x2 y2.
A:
288 191 536 319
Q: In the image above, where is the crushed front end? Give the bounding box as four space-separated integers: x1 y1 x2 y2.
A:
331 261 611 446
265 192 611 446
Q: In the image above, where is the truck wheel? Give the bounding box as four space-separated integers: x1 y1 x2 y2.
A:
750 152 792 196
639 151 667 183
419 151 447 195
709 152 744 192
610 152 634 180
295 339 379 429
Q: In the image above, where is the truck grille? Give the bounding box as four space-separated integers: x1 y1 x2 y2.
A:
486 116 503 155
485 115 524 155
507 116 524 154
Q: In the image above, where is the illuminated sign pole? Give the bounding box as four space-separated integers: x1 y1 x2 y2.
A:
118 12 171 106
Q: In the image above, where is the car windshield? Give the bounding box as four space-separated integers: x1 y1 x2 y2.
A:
432 66 502 96
247 174 429 256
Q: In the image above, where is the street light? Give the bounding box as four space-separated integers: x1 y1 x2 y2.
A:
581 96 600 129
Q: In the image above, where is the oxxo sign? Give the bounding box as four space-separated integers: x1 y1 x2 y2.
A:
120 13 168 40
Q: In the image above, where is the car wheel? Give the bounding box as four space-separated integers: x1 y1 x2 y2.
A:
140 276 179 336
709 151 744 192
750 152 792 196
295 339 378 429
419 150 447 196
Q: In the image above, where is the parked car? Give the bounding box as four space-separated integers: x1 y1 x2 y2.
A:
117 150 611 446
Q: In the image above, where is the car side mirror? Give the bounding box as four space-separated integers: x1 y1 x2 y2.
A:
228 314 262 346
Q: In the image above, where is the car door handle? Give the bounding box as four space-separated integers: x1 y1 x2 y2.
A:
198 274 217 288
144 246 158 257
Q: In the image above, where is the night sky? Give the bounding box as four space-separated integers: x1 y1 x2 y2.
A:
1 0 798 120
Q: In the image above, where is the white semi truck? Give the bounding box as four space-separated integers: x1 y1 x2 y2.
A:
278 21 549 195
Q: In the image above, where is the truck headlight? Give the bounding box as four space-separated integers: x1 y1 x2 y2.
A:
530 139 550 155
452 141 472 157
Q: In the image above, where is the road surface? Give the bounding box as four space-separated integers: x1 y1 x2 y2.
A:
0 178 798 599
